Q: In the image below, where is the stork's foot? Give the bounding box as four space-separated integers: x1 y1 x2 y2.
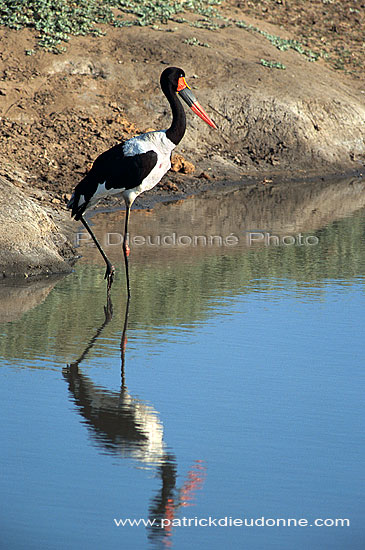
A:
104 262 115 293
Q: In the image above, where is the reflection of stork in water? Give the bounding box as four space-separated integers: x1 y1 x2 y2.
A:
63 296 206 547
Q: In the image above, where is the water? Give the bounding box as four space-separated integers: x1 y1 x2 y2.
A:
1 177 365 549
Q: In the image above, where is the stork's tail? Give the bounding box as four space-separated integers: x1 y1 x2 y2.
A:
67 193 75 211
67 192 87 221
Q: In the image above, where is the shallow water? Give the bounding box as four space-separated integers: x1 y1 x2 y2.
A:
1 177 365 549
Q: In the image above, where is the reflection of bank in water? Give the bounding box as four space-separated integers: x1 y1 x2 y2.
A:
0 275 63 324
75 175 365 264
62 297 206 547
1 177 364 362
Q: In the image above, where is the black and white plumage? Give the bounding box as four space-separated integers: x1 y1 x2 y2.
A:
67 66 217 296
68 134 171 221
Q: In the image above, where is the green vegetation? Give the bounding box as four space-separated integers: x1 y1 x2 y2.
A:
260 59 286 70
235 19 320 61
0 0 112 52
183 36 210 48
0 0 222 52
0 0 319 64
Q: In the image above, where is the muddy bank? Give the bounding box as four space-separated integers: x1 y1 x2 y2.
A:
0 15 364 205
0 176 74 278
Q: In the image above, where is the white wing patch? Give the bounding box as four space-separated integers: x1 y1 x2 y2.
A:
84 181 126 209
94 181 125 199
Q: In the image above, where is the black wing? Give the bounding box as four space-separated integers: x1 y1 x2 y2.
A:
68 142 158 220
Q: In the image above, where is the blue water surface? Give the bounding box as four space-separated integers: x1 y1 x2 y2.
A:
1 183 364 550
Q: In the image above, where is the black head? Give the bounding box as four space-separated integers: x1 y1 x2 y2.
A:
160 67 185 93
160 66 217 132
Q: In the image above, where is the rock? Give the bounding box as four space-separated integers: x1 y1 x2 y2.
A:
171 154 195 174
158 180 179 192
0 176 74 278
198 172 212 180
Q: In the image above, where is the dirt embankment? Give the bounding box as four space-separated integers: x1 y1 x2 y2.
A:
0 175 74 278
0 5 364 277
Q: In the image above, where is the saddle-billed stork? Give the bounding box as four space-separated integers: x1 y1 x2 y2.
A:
68 67 217 297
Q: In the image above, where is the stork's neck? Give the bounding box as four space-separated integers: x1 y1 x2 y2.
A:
165 87 186 146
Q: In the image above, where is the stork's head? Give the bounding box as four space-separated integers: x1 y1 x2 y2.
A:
160 67 217 129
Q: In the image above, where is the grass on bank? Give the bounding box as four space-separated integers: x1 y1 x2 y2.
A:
0 0 320 67
0 0 222 52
